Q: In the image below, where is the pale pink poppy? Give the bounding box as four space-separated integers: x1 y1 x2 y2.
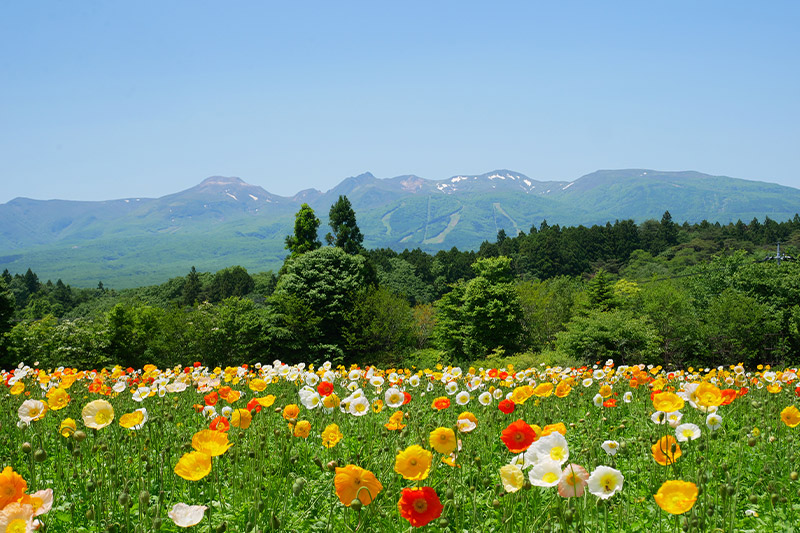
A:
168 503 208 528
557 463 589 498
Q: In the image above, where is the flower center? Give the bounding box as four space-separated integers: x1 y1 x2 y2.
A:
8 519 27 533
413 499 428 513
543 472 558 483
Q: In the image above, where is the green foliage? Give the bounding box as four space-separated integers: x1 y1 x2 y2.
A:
556 308 662 365
325 195 364 254
343 287 414 363
376 257 434 305
701 288 784 366
207 265 255 302
5 315 110 370
585 269 616 311
516 276 581 351
433 256 524 360
273 247 367 360
0 276 16 364
285 203 321 258
182 266 202 306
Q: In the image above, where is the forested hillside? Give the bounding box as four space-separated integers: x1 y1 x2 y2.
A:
1 201 798 371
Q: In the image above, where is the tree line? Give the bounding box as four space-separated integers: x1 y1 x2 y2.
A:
1 198 799 371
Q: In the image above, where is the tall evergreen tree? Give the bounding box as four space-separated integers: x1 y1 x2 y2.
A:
325 195 364 254
285 203 321 257
0 276 15 364
182 266 202 306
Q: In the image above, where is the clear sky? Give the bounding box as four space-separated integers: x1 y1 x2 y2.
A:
1 1 798 203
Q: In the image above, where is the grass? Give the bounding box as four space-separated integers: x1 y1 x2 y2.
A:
1 360 799 532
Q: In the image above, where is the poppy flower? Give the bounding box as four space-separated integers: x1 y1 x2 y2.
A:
694 383 723 407
46 387 70 410
321 423 343 448
385 411 406 431
781 405 800 428
0 502 34 532
317 381 334 397
0 466 27 509
248 378 268 392
541 423 567 436
603 398 617 408
59 418 77 438
431 397 450 410
652 435 682 466
652 392 684 413
654 480 698 515
246 398 262 413
18 400 48 423
209 416 230 432
20 488 53 516
498 399 516 414
397 487 443 528
395 445 432 481
82 399 114 429
500 465 525 493
174 451 212 481
192 429 233 456
403 391 412 405
533 383 554 397
169 503 207 528
334 465 383 506
231 409 252 429
501 420 538 453
204 392 218 406
720 389 737 405
558 464 589 498
587 466 624 499
555 381 572 398
429 427 457 455
294 420 311 438
282 404 300 421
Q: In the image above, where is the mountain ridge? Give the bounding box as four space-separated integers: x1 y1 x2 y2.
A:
2 168 799 287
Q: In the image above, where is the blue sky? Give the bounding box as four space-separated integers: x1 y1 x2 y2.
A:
1 1 798 203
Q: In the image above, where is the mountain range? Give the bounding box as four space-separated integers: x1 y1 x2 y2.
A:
2 169 799 287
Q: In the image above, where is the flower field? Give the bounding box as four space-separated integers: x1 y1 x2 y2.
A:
1 360 800 532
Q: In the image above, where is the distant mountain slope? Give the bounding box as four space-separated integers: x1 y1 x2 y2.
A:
1 169 798 287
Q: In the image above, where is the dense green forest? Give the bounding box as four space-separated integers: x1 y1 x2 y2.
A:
1 198 799 371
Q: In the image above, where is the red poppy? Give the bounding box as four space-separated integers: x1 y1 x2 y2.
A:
193 361 202 368
246 398 262 413
795 385 800 398
204 392 219 406
317 381 334 397
720 389 737 405
432 397 450 410
738 387 749 397
397 487 444 528
500 419 538 453
488 369 499 378
650 390 663 401
498 399 516 414
603 398 617 408
499 371 509 381
403 391 412 405
183 367 192 374
209 416 230 432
